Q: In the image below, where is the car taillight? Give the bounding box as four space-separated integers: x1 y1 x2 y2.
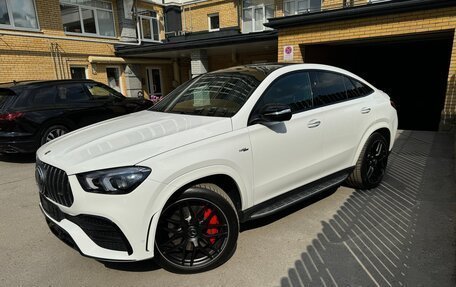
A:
0 112 24 121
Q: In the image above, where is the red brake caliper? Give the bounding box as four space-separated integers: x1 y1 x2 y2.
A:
203 208 219 244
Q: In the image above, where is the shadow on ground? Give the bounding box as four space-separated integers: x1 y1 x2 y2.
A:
0 153 35 163
102 259 161 272
279 131 456 287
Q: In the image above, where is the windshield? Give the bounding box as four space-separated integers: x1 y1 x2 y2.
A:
151 71 262 117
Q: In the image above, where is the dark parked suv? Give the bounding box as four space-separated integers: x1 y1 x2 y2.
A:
0 80 153 154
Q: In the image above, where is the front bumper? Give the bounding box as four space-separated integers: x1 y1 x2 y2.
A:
38 168 166 262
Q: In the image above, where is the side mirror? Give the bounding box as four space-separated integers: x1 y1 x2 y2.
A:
259 103 292 123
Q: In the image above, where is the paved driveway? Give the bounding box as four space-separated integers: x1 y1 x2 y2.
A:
0 130 454 287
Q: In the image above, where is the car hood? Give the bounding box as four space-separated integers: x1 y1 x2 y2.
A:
37 111 232 174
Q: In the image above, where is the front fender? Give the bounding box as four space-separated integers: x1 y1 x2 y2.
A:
145 165 249 252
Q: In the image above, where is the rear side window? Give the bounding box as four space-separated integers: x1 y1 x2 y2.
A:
35 87 57 106
0 89 15 109
15 86 57 107
57 84 89 102
255 71 313 114
310 71 347 107
351 78 374 97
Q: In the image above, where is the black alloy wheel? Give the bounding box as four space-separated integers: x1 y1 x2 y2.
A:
41 125 69 145
155 184 238 273
345 132 389 189
364 138 388 185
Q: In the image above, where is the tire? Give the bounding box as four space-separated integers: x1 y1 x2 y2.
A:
40 125 69 145
345 132 389 189
155 183 239 273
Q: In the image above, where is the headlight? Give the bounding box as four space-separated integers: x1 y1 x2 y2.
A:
77 167 151 194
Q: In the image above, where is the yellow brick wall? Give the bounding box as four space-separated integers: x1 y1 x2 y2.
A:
0 0 126 91
277 6 456 126
182 0 239 32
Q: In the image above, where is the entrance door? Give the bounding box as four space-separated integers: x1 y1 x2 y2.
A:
146 67 163 101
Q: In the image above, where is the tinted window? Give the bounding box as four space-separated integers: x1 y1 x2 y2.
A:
57 84 89 102
85 83 119 99
32 86 57 106
0 89 15 109
343 76 359 99
255 71 313 114
352 78 374 97
310 71 347 107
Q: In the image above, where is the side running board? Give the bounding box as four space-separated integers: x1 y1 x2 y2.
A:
241 168 352 222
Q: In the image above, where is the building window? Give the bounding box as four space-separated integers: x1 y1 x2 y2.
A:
283 0 321 16
208 13 219 32
106 67 121 93
0 0 39 30
70 66 87 79
139 11 160 42
60 0 115 37
242 0 274 33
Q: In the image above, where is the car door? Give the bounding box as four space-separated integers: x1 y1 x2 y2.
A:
56 83 95 127
247 71 325 205
308 70 371 175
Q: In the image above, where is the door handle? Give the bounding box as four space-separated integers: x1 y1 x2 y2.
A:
307 119 321 128
361 107 371 114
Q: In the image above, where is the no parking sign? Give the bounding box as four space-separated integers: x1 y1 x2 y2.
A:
283 45 294 61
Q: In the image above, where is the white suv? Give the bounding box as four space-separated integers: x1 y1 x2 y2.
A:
36 64 398 273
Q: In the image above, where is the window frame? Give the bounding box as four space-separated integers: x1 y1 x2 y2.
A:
309 69 374 108
106 65 123 94
0 0 40 32
242 2 274 33
208 13 220 32
139 13 160 42
249 70 313 124
60 0 116 39
283 0 322 16
70 65 88 80
249 69 375 124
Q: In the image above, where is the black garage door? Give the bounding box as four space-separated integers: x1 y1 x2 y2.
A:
304 31 454 131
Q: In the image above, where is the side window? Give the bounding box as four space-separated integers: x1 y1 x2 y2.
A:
32 86 57 106
343 76 360 99
85 83 119 99
255 71 313 114
57 84 90 102
310 71 347 107
351 78 374 97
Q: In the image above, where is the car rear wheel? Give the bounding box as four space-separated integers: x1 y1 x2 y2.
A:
40 125 69 145
346 132 389 189
155 184 239 273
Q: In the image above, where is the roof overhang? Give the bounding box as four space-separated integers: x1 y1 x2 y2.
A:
88 56 172 64
115 29 278 57
265 0 456 29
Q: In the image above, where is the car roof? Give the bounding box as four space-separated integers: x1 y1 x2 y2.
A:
0 79 97 90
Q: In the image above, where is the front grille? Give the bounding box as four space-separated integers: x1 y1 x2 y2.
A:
68 215 133 254
36 160 74 207
40 194 64 221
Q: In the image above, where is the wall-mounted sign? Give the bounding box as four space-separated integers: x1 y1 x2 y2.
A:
283 45 294 61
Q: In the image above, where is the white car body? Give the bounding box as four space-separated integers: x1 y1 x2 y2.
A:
36 64 398 262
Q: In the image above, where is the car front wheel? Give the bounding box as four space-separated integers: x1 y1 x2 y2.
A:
155 184 239 273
